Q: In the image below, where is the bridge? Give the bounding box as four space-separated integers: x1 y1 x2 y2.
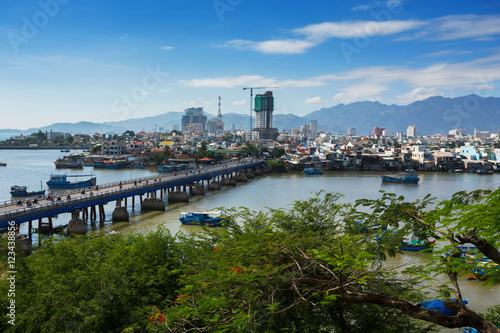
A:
0 159 266 230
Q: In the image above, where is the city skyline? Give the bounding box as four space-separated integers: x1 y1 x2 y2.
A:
2 0 500 130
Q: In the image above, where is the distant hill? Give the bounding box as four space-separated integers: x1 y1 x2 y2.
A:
5 94 500 136
305 95 500 135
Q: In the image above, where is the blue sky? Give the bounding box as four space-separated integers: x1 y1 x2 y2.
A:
1 0 500 130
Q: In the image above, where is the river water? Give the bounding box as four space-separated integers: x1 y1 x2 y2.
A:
0 149 498 330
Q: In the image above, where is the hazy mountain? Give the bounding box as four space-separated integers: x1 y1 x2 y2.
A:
304 94 500 135
6 94 500 136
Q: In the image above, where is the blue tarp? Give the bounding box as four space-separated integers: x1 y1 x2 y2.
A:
420 298 468 316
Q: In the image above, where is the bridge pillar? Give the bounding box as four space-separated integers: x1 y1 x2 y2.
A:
67 211 86 235
99 204 106 221
254 167 264 176
208 181 220 190
132 195 135 209
191 184 205 196
234 172 248 182
168 191 189 202
141 197 166 210
112 199 129 222
221 177 237 186
245 169 256 179
28 220 32 241
124 197 127 207
90 206 97 221
16 236 32 256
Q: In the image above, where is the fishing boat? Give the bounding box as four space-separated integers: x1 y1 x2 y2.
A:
10 185 46 197
179 210 230 227
303 167 323 175
476 169 493 175
93 160 129 169
381 169 420 184
399 239 435 251
46 174 96 189
466 257 498 280
462 328 479 333
60 149 70 152
54 157 84 169
0 162 6 166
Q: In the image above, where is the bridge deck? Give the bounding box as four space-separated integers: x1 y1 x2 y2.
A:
0 160 264 227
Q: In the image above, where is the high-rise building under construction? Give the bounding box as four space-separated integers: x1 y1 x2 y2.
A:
253 91 278 140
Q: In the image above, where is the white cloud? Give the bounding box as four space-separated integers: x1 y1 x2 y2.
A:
332 83 388 104
396 87 443 104
224 39 316 55
222 15 500 56
294 20 423 40
162 46 174 50
304 96 325 104
232 99 246 105
179 52 500 104
398 15 500 41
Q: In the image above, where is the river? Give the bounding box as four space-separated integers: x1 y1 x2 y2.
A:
0 149 498 331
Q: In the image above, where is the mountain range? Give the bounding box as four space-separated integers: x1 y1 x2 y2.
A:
2 95 499 136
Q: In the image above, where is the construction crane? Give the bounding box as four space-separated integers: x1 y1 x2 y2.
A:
242 87 278 132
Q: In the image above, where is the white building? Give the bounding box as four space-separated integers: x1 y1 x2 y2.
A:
407 125 417 138
310 120 318 139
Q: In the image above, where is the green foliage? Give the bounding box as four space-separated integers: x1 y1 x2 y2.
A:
0 228 182 332
3 189 499 332
265 160 287 173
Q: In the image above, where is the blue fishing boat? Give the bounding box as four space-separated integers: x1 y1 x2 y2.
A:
10 185 46 197
46 174 96 189
467 257 498 280
179 210 230 227
476 169 493 175
399 239 435 251
381 169 419 184
93 160 128 169
303 167 323 175
462 327 480 333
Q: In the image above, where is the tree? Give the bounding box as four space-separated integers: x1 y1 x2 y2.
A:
160 190 500 332
123 130 135 138
0 229 183 332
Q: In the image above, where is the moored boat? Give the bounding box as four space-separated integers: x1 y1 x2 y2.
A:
60 149 70 152
303 167 323 175
476 169 493 175
46 174 96 189
381 169 419 184
399 239 435 251
10 185 46 197
54 158 84 169
179 210 230 227
93 160 129 169
0 162 6 166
